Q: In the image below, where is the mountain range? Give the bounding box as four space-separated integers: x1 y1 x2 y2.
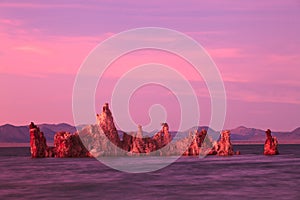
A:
230 126 300 143
0 123 300 145
0 123 76 143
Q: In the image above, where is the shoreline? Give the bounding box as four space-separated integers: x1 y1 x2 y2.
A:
0 143 30 147
1 142 299 148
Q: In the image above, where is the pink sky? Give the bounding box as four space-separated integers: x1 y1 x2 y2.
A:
0 0 299 131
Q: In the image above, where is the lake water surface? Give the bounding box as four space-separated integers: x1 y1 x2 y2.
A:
0 145 300 200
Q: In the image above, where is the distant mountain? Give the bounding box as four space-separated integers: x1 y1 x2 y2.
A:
230 126 265 141
0 124 29 143
291 127 300 135
0 123 76 143
0 123 300 144
230 126 300 143
39 123 76 133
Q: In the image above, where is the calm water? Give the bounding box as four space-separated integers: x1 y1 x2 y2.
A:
0 145 300 200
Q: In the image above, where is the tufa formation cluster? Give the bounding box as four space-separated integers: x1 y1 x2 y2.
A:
29 103 278 158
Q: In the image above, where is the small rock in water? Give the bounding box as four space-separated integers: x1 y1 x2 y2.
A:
264 129 279 155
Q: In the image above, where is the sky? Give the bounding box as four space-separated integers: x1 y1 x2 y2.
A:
0 0 299 131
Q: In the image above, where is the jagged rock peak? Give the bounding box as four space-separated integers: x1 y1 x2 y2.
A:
29 122 52 158
96 103 121 147
96 103 116 130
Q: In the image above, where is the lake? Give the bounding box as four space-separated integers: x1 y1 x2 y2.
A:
0 144 299 200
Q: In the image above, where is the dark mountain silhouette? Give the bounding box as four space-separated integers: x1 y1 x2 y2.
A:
230 126 300 143
0 123 299 144
0 124 29 143
0 123 76 143
291 127 300 135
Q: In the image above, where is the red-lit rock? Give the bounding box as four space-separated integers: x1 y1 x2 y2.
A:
182 132 199 156
264 129 279 155
29 122 48 158
79 124 125 157
29 123 89 158
129 125 146 154
121 124 165 156
198 129 215 156
29 103 242 158
210 130 235 156
54 131 89 158
152 123 171 150
96 103 121 148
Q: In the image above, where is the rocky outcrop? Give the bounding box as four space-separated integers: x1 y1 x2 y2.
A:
79 123 124 157
54 132 89 158
29 122 50 158
153 123 171 149
264 129 279 155
96 103 121 147
126 123 171 155
182 129 215 156
29 123 89 158
182 132 199 156
29 103 241 158
209 130 238 156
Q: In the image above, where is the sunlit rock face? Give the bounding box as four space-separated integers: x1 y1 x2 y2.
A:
79 124 125 157
209 130 236 156
96 103 121 148
129 125 147 154
264 129 279 155
120 123 169 156
182 133 199 156
181 129 211 156
29 122 48 158
93 104 174 156
156 123 171 149
29 123 89 158
54 132 89 158
29 103 242 158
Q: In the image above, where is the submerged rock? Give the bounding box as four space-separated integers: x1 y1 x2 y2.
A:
264 129 279 155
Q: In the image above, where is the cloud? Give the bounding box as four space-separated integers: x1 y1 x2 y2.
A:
225 81 300 105
0 18 21 26
266 54 299 64
13 45 49 55
207 48 243 59
0 25 111 74
0 2 89 9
